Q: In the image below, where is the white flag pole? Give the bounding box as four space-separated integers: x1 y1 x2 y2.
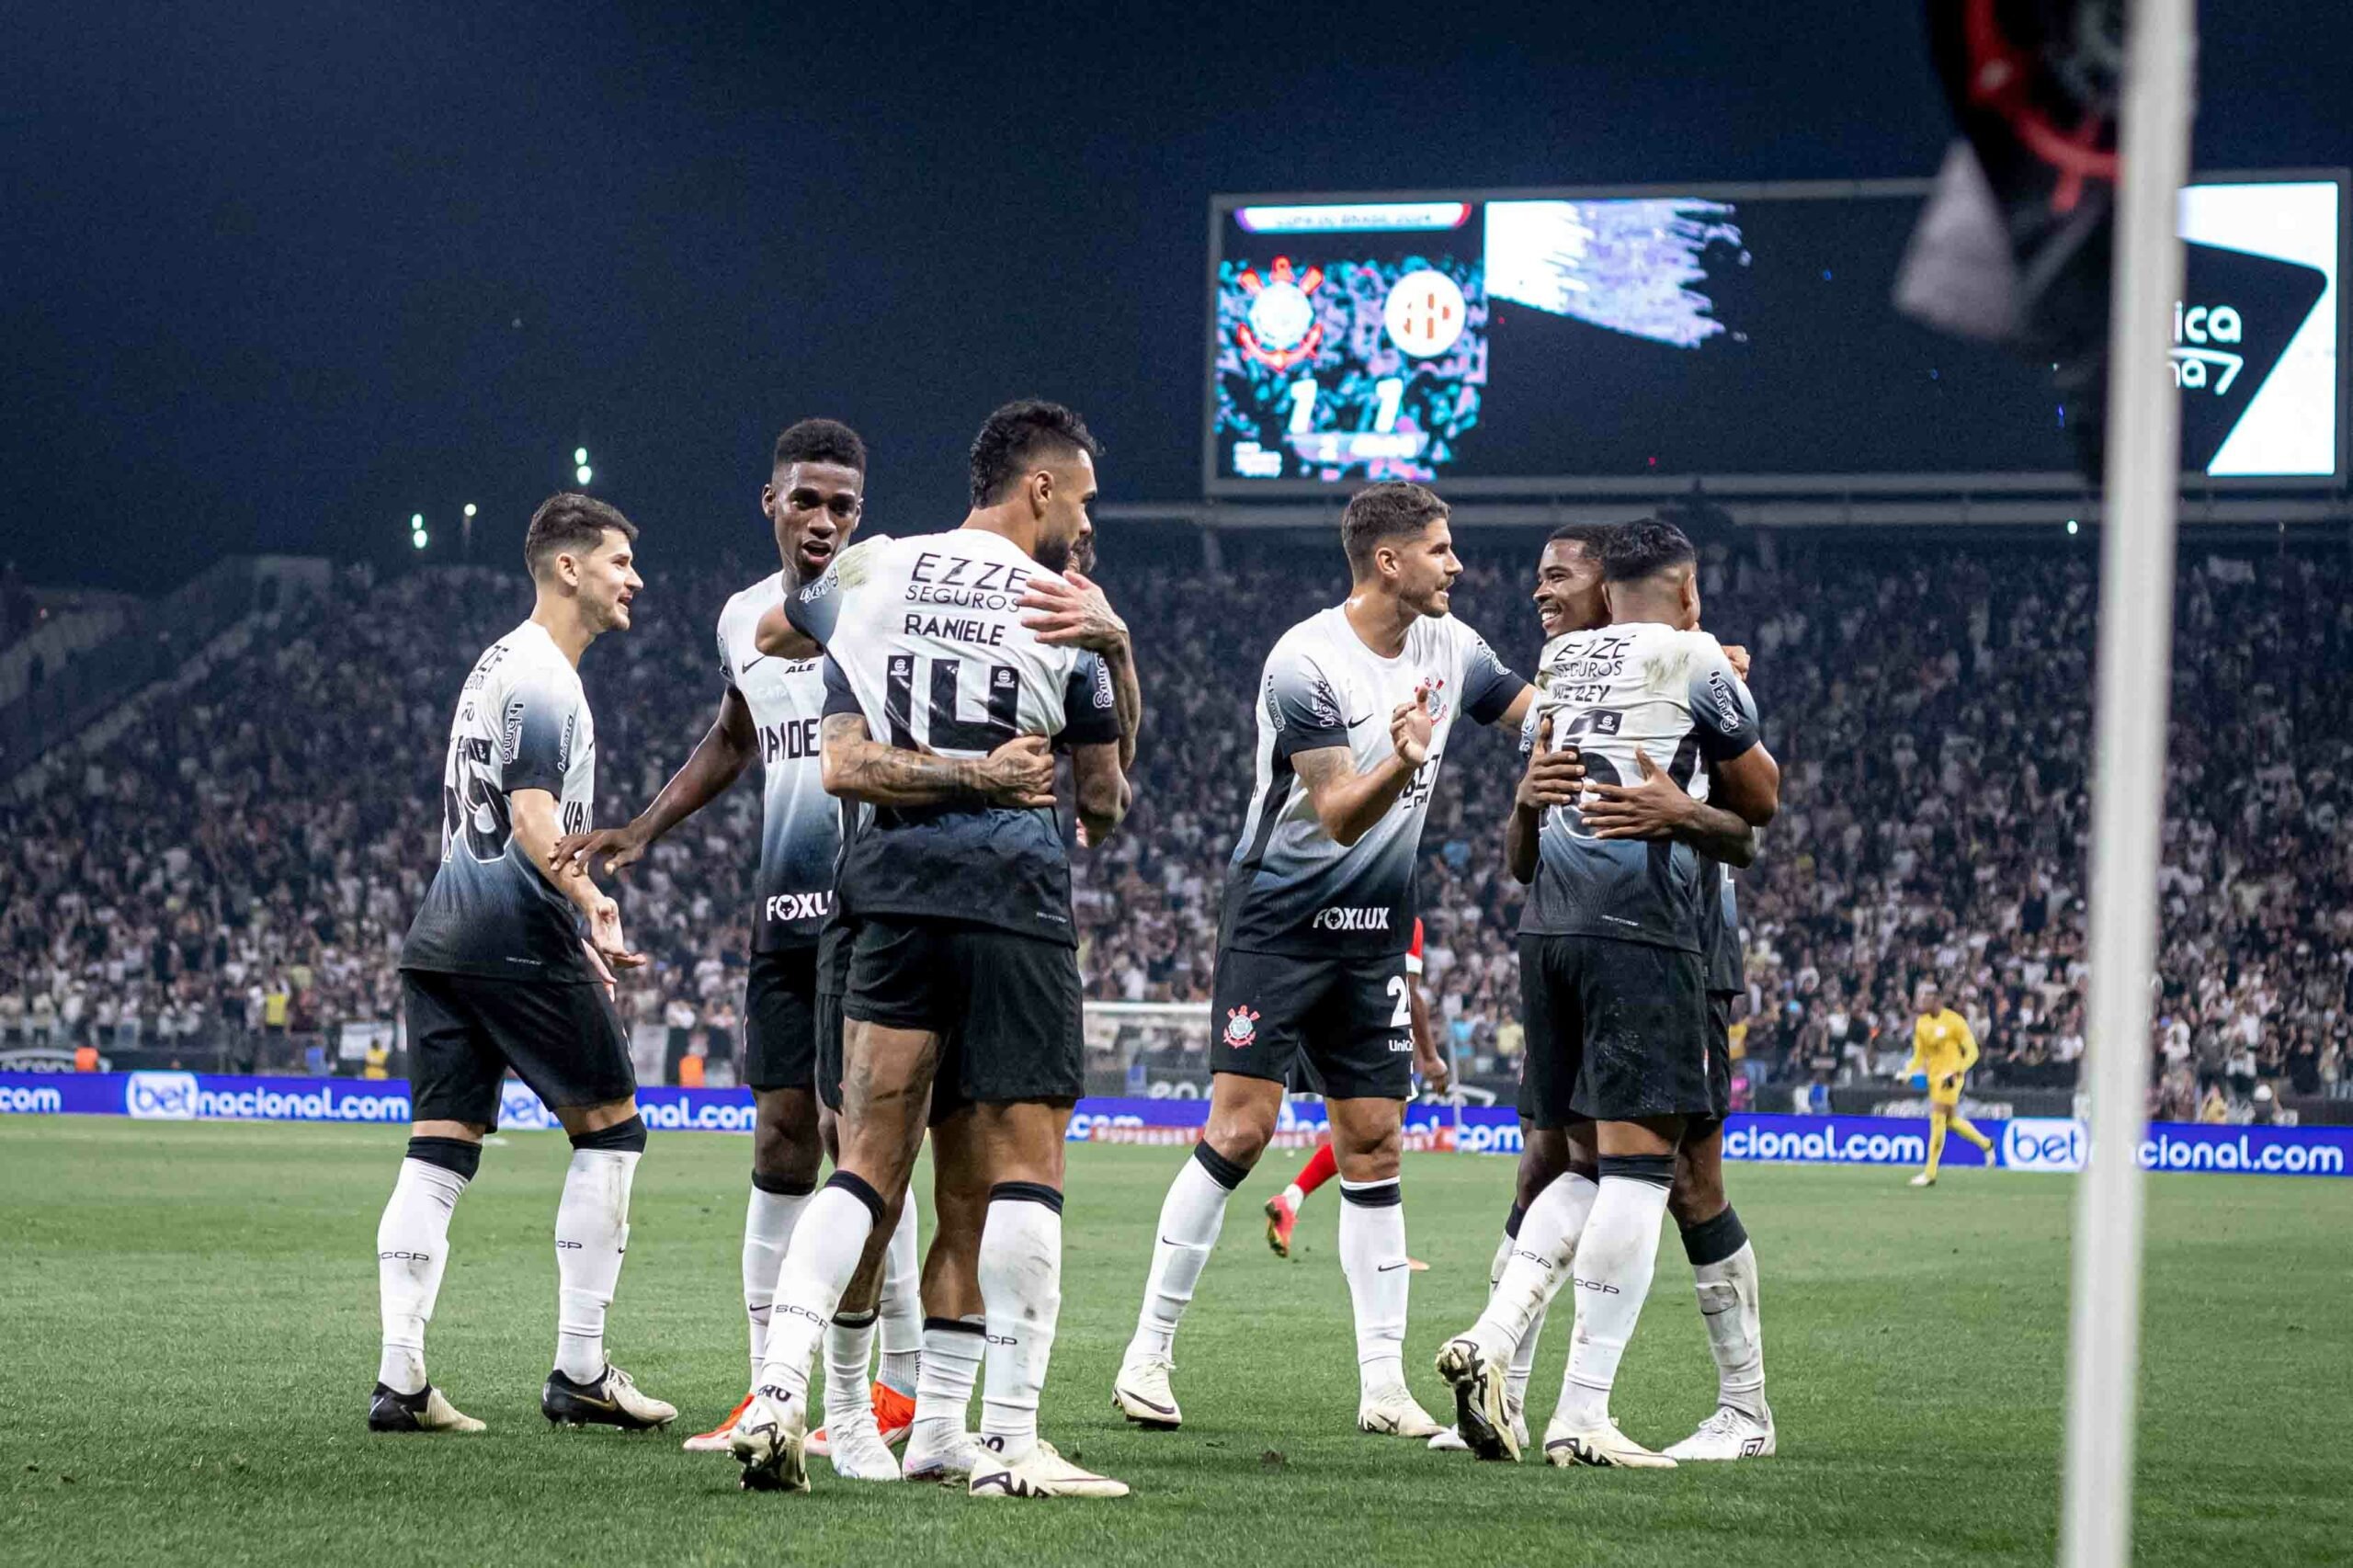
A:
2061 3 2196 1567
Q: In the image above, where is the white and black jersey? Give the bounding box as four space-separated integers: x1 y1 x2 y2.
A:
716 574 839 952
1699 858 1743 994
1218 607 1523 960
1518 621 1759 951
784 530 1121 945
401 620 597 983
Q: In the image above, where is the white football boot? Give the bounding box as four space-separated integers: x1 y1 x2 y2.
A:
1434 1336 1519 1460
823 1405 904 1482
1541 1415 1677 1470
968 1437 1131 1499
730 1388 811 1493
1111 1354 1182 1429
903 1426 986 1483
1663 1403 1776 1461
1357 1382 1444 1438
368 1382 485 1434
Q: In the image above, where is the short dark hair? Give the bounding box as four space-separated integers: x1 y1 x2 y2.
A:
525 492 637 580
773 418 867 475
1546 521 1620 557
968 400 1100 509
1341 481 1449 574
1600 517 1696 584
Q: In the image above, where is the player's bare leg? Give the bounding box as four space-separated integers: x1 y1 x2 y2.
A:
735 1019 935 1493
370 1115 488 1433
541 1096 676 1432
1117 1073 1281 1428
1540 1116 1681 1469
963 1097 1128 1499
904 1108 989 1481
1663 1120 1772 1460
687 1087 821 1451
1331 1095 1440 1439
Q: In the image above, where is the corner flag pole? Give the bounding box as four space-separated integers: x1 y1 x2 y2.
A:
2062 3 2195 1566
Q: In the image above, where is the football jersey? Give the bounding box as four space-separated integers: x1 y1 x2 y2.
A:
1219 606 1523 960
1518 621 1759 951
402 620 597 983
1698 858 1742 994
716 574 838 952
785 529 1121 944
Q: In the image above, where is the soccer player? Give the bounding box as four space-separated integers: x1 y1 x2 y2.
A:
1436 518 1776 1468
546 421 919 1475
1114 481 1529 1441
732 400 1138 1499
370 493 676 1435
1260 917 1447 1258
1906 982 1995 1186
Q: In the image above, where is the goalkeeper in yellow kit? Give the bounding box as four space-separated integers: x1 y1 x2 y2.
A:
1905 983 1995 1186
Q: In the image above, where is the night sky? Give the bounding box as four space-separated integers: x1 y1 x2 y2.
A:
6 3 2347 590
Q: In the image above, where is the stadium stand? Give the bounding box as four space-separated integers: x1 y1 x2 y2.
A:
0 532 2346 1124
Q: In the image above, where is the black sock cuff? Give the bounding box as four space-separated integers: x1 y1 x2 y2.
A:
1679 1204 1749 1266
751 1170 817 1197
923 1315 985 1337
1597 1153 1676 1189
1339 1179 1402 1209
1190 1140 1250 1191
406 1135 481 1181
988 1180 1064 1213
824 1168 887 1225
832 1309 878 1328
1504 1200 1528 1239
569 1114 646 1153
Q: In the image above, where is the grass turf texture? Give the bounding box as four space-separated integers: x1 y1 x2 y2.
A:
1 1122 2347 1567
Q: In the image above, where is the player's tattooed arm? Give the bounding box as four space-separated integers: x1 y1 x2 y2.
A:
1577 746 1761 866
1068 740 1131 848
1292 700 1424 849
552 687 756 879
1020 570 1142 771
818 713 1056 809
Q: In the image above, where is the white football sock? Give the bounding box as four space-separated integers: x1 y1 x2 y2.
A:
1682 1210 1765 1418
743 1183 812 1388
756 1180 881 1403
1279 1181 1305 1210
1474 1171 1597 1362
377 1155 469 1393
1557 1165 1672 1430
1337 1177 1410 1392
910 1314 984 1452
878 1191 923 1397
824 1310 879 1431
978 1187 1063 1463
1129 1145 1239 1364
553 1144 641 1382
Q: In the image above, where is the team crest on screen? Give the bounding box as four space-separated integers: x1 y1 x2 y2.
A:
1222 1006 1261 1049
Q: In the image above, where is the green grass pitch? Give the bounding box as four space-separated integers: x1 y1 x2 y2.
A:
2 1119 2347 1566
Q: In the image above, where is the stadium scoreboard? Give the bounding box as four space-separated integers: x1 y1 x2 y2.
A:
1204 175 2346 495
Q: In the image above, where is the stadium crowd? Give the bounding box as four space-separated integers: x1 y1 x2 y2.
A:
0 529 2347 1118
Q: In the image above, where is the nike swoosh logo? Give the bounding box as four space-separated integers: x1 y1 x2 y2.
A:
569 1392 619 1411
1346 711 1373 726
740 655 770 671
1376 1261 1411 1272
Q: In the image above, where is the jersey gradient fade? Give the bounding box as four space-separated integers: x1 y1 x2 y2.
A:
401 620 596 983
718 574 838 951
1220 606 1522 959
786 531 1120 944
1518 621 1759 951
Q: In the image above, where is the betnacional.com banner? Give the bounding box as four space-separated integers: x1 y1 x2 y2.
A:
2 1074 2344 1178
